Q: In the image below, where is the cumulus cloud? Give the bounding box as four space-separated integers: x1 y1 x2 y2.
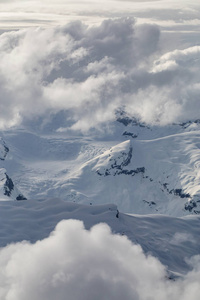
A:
0 219 200 300
0 17 199 132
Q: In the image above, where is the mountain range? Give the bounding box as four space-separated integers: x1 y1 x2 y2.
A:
1 110 199 216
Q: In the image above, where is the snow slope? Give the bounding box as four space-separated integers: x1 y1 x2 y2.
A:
0 115 200 296
0 113 200 216
0 198 199 277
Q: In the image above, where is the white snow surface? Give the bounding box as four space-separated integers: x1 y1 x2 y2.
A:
1 203 200 300
0 119 200 299
0 198 199 277
1 116 200 216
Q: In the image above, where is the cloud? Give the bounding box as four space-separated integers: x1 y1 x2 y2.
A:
1 0 200 35
170 232 196 245
152 46 200 72
0 18 199 132
0 219 200 300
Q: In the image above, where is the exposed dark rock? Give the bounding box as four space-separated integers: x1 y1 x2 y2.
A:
97 145 134 177
4 174 14 196
120 146 133 167
185 200 197 212
3 173 27 200
161 183 191 199
172 189 190 198
179 119 200 129
174 189 190 198
97 166 145 177
119 167 145 176
105 170 110 176
97 170 103 176
116 209 119 218
4 145 9 155
110 151 132 169
117 117 132 126
143 200 156 207
116 109 149 128
163 183 169 189
123 131 138 138
16 194 27 201
0 140 9 161
135 167 145 173
117 116 149 128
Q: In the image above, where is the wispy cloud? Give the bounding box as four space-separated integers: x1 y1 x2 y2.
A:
0 0 200 29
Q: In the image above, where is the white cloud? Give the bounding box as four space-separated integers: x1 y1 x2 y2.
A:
1 0 200 31
152 46 200 72
0 219 200 300
0 18 199 132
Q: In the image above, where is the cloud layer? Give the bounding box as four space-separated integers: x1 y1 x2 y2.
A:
0 219 200 300
1 0 200 30
0 18 199 132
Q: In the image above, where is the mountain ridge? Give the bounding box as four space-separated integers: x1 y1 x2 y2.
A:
0 112 199 216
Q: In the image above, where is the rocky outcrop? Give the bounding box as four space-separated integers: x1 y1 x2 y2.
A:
4 173 14 197
116 109 149 128
122 131 138 138
0 169 27 201
0 138 9 161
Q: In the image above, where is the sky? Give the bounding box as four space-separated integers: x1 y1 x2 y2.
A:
0 0 200 30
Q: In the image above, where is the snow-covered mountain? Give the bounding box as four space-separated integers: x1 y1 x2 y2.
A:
0 111 199 216
71 128 200 216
